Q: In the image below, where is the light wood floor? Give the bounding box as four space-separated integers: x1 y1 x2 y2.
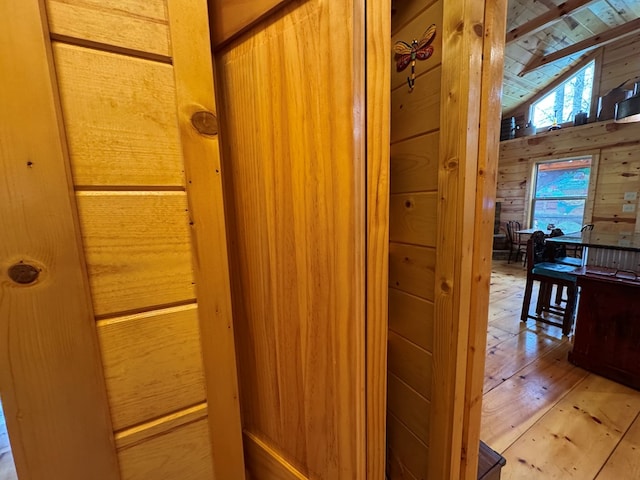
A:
482 259 640 479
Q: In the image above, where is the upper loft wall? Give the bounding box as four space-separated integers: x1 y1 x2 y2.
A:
505 31 640 123
502 0 640 117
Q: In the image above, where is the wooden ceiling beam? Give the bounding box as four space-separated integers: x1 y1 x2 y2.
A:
506 0 595 44
519 17 640 76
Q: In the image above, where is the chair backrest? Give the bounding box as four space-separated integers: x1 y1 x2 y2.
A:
506 220 521 244
548 228 567 258
526 230 547 272
581 224 594 232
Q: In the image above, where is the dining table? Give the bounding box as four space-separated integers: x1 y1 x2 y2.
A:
545 230 640 270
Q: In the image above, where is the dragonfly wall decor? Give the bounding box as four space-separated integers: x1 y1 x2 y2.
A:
394 24 436 90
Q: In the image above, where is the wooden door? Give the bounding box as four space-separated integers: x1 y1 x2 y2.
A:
211 0 390 478
1 1 244 479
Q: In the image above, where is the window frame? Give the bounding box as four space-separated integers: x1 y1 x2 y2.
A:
523 153 599 231
512 49 603 130
530 60 597 131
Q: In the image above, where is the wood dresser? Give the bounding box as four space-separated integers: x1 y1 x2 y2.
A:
570 267 640 391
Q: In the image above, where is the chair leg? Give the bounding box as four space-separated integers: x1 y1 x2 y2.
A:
555 285 564 305
536 281 552 315
521 277 534 322
563 286 577 335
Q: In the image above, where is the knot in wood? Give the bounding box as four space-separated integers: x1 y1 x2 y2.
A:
8 263 40 284
191 111 218 136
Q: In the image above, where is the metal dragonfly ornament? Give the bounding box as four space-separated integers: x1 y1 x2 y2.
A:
394 24 437 90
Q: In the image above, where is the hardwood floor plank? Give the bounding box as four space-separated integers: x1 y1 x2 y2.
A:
483 329 562 393
481 341 589 453
500 375 640 479
595 412 640 480
484 260 640 479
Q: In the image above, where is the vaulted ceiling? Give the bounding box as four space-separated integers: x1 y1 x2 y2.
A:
502 0 640 114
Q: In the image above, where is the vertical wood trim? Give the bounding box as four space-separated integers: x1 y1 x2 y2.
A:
0 1 120 479
584 152 600 226
353 3 368 478
430 1 486 479
366 0 391 478
166 0 246 477
461 1 507 478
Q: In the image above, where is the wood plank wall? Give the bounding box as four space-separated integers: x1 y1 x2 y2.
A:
498 120 640 234
388 1 442 478
41 0 244 478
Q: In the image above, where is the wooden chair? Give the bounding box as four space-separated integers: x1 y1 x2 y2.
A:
520 231 578 335
505 220 527 264
561 223 594 262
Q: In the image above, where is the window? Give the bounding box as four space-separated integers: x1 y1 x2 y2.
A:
530 60 595 129
530 157 591 233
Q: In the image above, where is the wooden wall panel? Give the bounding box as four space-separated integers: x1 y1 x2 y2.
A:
208 0 291 48
390 192 438 245
388 5 442 474
598 32 640 96
497 121 640 231
390 66 442 143
387 414 429 480
215 1 367 478
388 244 436 301
388 288 433 351
76 192 195 316
117 419 214 480
13 0 247 478
0 3 120 478
97 305 206 430
388 331 432 400
53 43 184 187
390 132 439 194
46 0 170 58
391 0 443 90
387 373 430 445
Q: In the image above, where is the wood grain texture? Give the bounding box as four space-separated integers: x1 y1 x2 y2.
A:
390 132 439 194
596 412 640 479
460 3 507 477
97 304 206 430
481 341 588 453
46 0 170 57
390 66 442 143
208 0 291 48
76 191 195 316
115 403 208 449
167 0 246 475
390 192 438 246
388 288 434 352
366 0 391 478
53 43 184 187
243 432 308 480
0 1 120 478
429 0 487 479
501 375 640 479
215 1 366 477
117 419 214 480
387 373 430 445
388 331 432 400
387 413 429 480
388 243 436 300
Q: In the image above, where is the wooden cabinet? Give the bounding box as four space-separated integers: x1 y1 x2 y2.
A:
570 269 640 390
